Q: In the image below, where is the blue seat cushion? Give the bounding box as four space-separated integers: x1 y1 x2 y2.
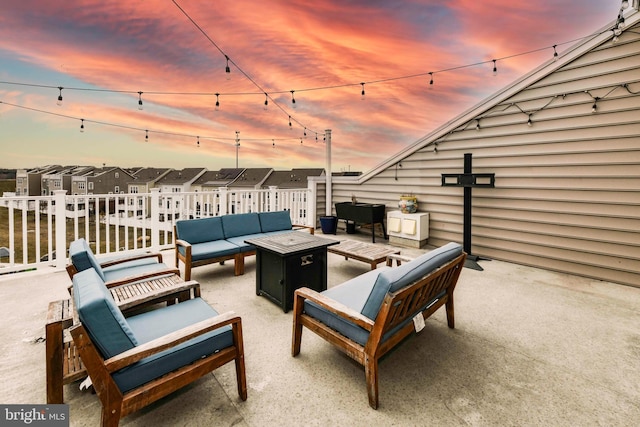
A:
361 242 462 319
114 298 234 393
180 240 240 262
72 269 138 359
304 268 388 346
258 211 292 233
226 233 266 252
222 213 261 239
69 238 106 281
176 217 224 245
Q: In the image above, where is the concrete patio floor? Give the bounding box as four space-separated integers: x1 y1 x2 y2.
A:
1 231 639 426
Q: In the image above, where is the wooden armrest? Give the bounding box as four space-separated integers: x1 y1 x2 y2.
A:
292 224 315 234
46 299 74 330
104 268 181 288
99 252 162 268
174 239 192 249
294 288 374 331
101 311 241 372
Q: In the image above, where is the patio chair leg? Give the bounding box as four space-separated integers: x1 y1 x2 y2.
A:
445 295 455 329
364 355 379 409
233 322 248 401
291 294 304 357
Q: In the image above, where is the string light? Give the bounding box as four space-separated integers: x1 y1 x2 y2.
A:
553 45 559 61
492 59 497 76
592 97 599 113
57 87 63 106
138 91 143 110
291 90 296 108
303 127 307 138
80 119 84 133
196 135 200 147
145 129 149 141
527 114 533 127
263 93 268 110
225 55 231 80
475 119 481 131
289 116 292 129
272 139 275 148
360 82 365 100
215 93 220 111
429 72 434 88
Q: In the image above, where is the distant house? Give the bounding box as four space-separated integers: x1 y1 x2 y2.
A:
228 168 273 189
328 8 640 287
261 168 325 189
15 165 61 196
43 165 95 196
156 168 207 193
191 168 244 192
127 167 173 194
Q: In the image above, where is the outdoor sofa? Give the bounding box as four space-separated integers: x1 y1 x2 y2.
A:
174 210 314 280
292 242 466 409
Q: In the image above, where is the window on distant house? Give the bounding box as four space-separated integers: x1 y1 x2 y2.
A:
88 182 94 190
115 172 119 179
54 180 61 188
131 186 138 193
78 182 85 190
115 186 120 193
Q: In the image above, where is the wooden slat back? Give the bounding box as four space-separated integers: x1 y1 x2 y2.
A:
379 253 465 336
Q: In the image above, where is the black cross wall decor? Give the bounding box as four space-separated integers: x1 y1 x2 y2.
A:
441 153 495 270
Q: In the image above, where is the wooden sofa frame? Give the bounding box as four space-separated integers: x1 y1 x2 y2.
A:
292 251 466 409
70 311 247 427
174 223 315 281
46 276 201 404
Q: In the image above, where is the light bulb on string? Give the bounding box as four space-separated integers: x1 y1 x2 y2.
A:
215 93 220 111
57 87 63 106
289 116 292 130
300 138 303 145
138 91 143 110
196 136 200 147
475 119 481 131
553 45 559 61
290 90 297 109
272 140 275 148
263 93 268 110
492 59 497 76
527 114 533 127
145 129 149 142
360 82 365 100
303 127 307 138
592 97 599 113
429 72 434 89
225 55 231 80
80 119 84 133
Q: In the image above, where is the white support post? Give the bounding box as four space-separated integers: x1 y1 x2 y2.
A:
219 187 228 215
54 190 67 269
150 188 160 251
268 186 278 212
307 179 317 228
325 129 332 216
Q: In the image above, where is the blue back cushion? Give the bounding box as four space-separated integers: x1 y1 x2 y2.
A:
73 269 138 359
222 213 261 238
176 217 224 245
258 211 292 233
69 238 105 281
361 242 463 319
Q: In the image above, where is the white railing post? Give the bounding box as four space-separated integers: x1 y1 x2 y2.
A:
150 188 160 251
268 186 278 212
307 180 317 228
219 187 228 215
54 190 67 269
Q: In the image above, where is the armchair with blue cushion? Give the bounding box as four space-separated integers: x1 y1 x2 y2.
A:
292 242 466 409
70 268 247 426
67 238 178 286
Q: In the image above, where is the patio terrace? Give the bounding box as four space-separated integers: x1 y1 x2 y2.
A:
1 231 639 426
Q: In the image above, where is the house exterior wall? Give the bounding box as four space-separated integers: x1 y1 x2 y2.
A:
331 21 640 287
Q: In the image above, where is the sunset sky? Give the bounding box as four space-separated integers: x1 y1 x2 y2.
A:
0 0 621 173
